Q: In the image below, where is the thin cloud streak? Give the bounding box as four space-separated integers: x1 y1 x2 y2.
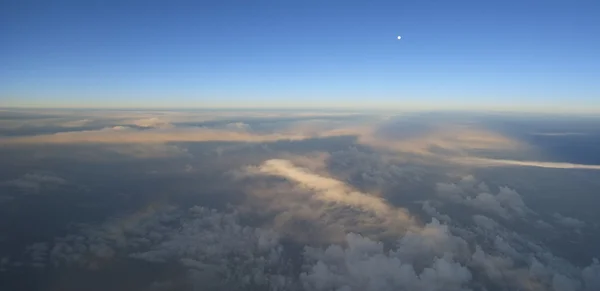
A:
456 157 600 170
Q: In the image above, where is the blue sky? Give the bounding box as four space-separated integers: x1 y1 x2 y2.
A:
1 0 599 111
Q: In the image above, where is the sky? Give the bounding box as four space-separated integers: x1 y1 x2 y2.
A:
1 0 599 111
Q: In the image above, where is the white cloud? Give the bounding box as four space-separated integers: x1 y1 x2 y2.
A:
241 158 415 241
255 159 410 220
301 220 472 291
436 178 531 219
455 157 600 170
130 117 172 129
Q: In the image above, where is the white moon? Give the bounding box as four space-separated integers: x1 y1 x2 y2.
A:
397 36 401 40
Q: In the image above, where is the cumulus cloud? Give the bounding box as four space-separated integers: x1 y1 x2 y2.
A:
301 219 472 291
28 205 294 289
46 205 181 268
4 110 598 291
422 201 452 223
436 178 531 219
16 199 598 291
472 215 499 230
582 259 600 291
130 206 294 291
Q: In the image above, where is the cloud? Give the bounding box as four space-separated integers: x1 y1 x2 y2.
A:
582 259 600 291
224 122 251 131
25 242 49 268
0 126 312 144
455 157 600 170
1 173 66 193
357 124 524 157
240 158 415 241
4 110 598 290
0 257 9 272
129 206 295 291
46 205 181 268
59 119 93 127
553 213 586 228
104 144 191 158
531 132 588 137
472 215 499 230
300 219 472 291
254 159 406 218
422 201 452 223
15 199 598 291
129 118 173 129
33 204 294 289
436 178 531 219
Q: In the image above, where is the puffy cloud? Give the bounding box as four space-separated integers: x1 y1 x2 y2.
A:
31 205 293 289
582 259 600 291
327 147 428 188
46 205 181 268
553 274 581 291
436 178 531 219
129 206 295 290
301 220 472 291
471 245 516 280
395 219 470 264
422 201 452 223
472 215 499 230
466 192 510 218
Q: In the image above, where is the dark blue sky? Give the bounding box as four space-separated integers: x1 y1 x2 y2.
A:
1 0 599 110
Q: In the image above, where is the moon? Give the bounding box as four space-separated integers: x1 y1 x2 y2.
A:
397 36 402 40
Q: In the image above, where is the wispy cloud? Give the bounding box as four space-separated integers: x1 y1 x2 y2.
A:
1 173 66 193
455 157 600 170
237 158 416 242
